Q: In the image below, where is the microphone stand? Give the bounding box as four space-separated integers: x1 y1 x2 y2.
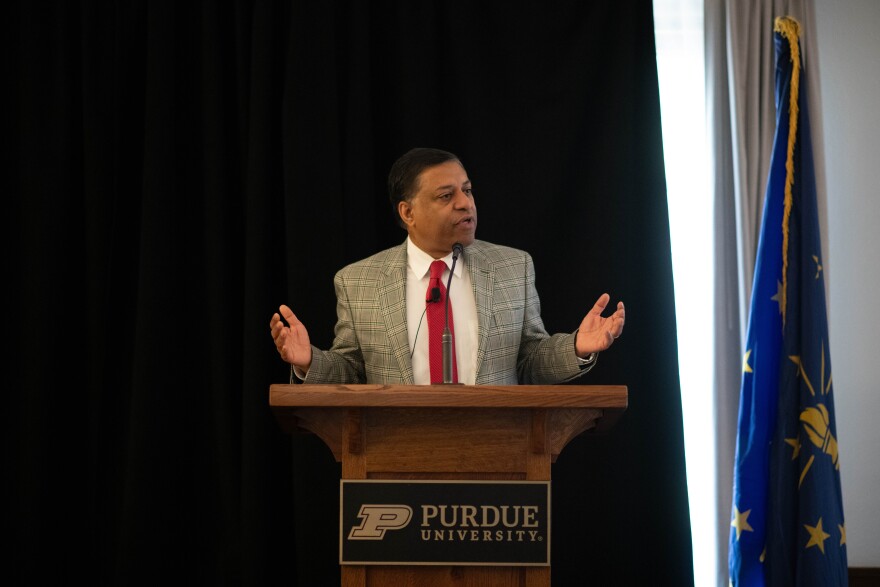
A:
442 243 463 384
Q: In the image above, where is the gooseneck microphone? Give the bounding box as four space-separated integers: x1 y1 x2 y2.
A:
411 288 441 361
442 243 464 384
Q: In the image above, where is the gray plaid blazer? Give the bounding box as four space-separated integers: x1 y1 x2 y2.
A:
303 239 591 385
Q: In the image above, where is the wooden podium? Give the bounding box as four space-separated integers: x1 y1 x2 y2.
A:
270 383 627 587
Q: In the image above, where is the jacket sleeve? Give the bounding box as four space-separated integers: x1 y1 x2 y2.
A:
515 253 593 384
302 270 367 384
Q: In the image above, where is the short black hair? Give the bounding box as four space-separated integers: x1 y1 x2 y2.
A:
387 147 462 228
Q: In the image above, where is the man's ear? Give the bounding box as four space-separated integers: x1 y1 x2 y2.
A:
398 201 413 225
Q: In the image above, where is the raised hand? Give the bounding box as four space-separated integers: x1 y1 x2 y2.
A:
269 304 313 371
575 293 625 356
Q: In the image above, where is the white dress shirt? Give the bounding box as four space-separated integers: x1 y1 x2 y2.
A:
405 238 478 384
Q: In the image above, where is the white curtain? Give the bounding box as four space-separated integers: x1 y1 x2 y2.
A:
706 0 824 585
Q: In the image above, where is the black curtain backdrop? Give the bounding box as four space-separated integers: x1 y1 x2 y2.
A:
8 1 693 585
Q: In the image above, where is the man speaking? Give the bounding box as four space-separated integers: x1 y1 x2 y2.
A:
270 147 625 385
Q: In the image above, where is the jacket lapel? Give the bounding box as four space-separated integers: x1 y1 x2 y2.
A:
378 242 415 383
464 242 494 379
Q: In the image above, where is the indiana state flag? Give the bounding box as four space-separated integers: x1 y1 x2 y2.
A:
728 16 848 587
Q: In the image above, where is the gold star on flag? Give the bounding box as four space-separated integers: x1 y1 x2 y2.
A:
839 523 846 546
785 436 802 460
771 279 784 315
804 518 831 554
743 349 753 374
731 506 754 541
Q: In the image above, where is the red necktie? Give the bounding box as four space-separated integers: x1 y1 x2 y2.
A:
426 259 457 384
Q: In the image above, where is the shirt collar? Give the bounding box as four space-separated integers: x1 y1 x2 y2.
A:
407 236 463 279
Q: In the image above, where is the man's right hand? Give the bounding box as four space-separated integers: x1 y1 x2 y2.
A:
270 304 313 372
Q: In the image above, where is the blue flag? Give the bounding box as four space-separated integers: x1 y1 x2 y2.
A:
728 16 848 587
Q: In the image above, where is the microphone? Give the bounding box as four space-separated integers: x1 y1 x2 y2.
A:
442 243 464 383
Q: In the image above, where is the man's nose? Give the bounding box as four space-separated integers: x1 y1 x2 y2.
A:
452 188 473 208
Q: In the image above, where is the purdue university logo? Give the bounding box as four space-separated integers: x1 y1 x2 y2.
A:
347 505 413 540
340 480 550 565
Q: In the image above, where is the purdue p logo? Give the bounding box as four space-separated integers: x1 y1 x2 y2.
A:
348 505 413 540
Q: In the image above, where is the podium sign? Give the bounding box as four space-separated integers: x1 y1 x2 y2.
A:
340 480 550 565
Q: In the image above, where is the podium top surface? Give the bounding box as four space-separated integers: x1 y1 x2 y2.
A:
269 383 628 410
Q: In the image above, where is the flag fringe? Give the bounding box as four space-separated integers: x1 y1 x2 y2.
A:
774 16 801 326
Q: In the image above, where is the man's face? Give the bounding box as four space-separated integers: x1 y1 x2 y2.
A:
399 160 477 258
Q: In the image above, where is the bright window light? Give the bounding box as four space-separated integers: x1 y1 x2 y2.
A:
653 1 717 586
